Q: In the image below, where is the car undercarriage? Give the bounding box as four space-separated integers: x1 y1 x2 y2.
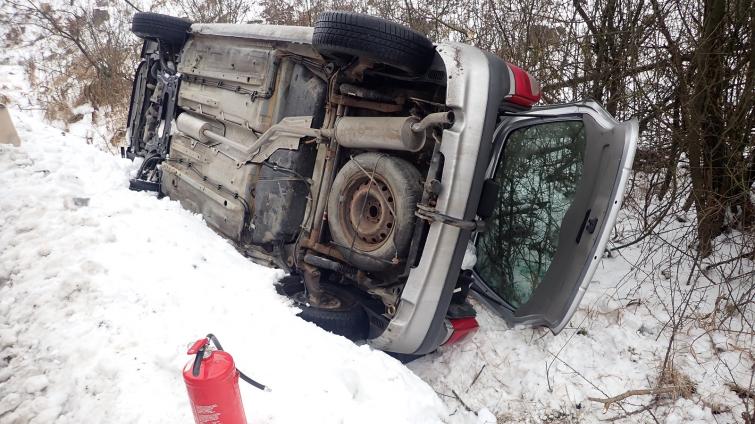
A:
125 11 637 355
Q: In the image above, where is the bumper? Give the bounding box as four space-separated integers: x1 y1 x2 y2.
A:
368 43 510 354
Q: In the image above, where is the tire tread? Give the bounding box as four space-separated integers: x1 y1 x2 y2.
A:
131 12 192 47
313 11 434 75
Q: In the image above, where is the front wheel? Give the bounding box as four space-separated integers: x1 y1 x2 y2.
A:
131 12 192 48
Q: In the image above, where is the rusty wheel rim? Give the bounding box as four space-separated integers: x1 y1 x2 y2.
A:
340 175 395 252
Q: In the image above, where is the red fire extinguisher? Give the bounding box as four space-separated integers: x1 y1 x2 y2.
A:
183 334 267 424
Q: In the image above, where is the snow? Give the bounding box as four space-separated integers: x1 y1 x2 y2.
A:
461 241 477 270
409 225 754 423
2 10 753 423
0 107 449 422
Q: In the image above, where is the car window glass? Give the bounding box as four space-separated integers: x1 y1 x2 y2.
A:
475 121 585 307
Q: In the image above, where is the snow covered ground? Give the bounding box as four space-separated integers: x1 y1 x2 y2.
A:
0 97 452 423
2 19 754 424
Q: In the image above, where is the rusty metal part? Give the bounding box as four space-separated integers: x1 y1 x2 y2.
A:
327 116 425 152
401 132 444 279
300 144 327 236
339 174 397 252
299 239 347 262
410 111 455 133
300 262 340 308
330 93 403 113
367 286 401 316
298 84 337 239
296 75 343 285
307 94 344 245
308 140 339 244
349 58 373 81
303 253 356 275
408 96 447 108
339 83 395 103
415 203 486 231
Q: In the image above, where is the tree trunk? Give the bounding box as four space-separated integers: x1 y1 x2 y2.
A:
689 0 729 256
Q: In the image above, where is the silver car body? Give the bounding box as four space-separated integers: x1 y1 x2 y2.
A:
127 21 638 355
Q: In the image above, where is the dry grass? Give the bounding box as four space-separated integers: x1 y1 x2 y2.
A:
657 366 696 401
6 1 140 146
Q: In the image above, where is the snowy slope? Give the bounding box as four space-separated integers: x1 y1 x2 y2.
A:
2 14 753 424
0 50 454 423
3 81 745 424
410 219 753 422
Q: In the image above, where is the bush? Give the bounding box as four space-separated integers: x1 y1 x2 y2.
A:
4 1 141 149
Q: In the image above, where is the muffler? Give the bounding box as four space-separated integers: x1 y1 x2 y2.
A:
327 112 453 152
0 104 21 146
176 112 231 145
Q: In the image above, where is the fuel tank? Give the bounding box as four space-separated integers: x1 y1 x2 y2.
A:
163 31 326 248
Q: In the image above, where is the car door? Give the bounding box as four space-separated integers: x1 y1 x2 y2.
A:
471 101 637 333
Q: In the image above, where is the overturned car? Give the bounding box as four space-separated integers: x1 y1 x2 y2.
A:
125 11 637 355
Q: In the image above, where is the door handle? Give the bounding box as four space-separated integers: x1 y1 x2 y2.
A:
576 209 594 244
586 217 598 234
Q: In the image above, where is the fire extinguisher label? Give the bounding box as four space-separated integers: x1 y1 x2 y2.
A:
193 404 221 423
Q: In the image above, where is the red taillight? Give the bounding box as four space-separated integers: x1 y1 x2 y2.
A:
506 63 541 108
443 317 479 346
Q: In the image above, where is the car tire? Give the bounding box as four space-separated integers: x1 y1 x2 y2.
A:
387 352 426 364
278 276 369 341
313 11 435 75
328 153 422 272
131 12 192 48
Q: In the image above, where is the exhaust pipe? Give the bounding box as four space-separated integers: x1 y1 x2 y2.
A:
0 104 21 146
410 111 454 133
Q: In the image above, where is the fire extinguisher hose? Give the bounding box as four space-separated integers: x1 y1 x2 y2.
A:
238 369 267 391
198 333 269 391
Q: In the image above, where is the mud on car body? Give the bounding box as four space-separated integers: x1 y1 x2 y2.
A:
125 11 638 355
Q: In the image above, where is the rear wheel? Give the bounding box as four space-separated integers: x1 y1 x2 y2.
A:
313 11 435 75
131 12 192 48
277 276 369 341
